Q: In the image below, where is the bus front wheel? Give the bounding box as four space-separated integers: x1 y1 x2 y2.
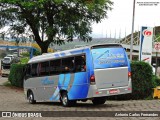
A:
28 91 36 104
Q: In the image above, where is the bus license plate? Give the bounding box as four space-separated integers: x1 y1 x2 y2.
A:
109 89 118 94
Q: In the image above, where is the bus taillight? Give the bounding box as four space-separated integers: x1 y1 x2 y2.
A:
90 75 95 85
128 72 131 77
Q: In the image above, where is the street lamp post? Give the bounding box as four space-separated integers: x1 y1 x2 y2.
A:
130 0 136 61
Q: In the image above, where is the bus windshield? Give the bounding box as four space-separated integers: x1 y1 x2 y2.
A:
91 47 128 69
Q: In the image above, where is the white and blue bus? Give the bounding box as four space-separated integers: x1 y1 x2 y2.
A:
24 44 132 107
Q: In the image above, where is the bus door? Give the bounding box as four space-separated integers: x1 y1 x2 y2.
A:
66 55 89 100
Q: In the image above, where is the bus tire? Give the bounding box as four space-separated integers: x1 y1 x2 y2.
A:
92 98 106 105
61 92 76 107
28 91 36 104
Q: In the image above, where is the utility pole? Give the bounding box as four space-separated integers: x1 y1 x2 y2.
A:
130 0 136 61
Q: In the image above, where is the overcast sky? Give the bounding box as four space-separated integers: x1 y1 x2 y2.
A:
91 0 160 38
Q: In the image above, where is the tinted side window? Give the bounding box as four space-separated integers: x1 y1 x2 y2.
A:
62 57 74 73
50 59 61 75
75 55 86 72
39 61 50 76
26 64 31 76
31 63 38 77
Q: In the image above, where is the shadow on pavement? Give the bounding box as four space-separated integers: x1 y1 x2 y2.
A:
32 101 122 108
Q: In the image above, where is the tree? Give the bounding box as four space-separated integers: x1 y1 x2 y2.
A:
0 0 113 53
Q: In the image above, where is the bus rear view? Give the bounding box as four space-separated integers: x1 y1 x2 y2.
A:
89 44 132 103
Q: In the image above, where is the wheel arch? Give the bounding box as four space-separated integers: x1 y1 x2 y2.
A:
59 89 68 96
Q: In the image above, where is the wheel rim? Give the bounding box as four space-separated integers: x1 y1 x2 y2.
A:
29 94 33 103
62 95 68 106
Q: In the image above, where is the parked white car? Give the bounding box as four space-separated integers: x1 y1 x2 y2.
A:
6 54 15 59
6 54 20 63
2 57 12 64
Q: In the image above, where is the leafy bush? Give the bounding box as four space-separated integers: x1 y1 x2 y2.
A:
108 61 154 100
20 57 29 64
21 50 41 57
8 64 26 88
33 50 41 56
21 52 30 57
152 75 160 87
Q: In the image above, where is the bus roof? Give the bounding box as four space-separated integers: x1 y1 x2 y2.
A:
28 43 122 64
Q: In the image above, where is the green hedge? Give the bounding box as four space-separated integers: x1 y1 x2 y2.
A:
108 61 156 100
8 64 26 88
152 75 160 88
130 61 153 99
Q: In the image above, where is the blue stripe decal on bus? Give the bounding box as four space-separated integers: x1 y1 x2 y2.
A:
70 50 83 54
50 74 72 101
63 74 71 89
54 74 71 100
60 53 65 56
58 74 65 88
58 73 71 90
54 95 60 101
54 54 59 57
50 74 64 101
50 87 60 101
68 72 89 100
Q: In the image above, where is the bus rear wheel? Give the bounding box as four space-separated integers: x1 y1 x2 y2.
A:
28 91 36 104
92 97 106 105
61 92 76 107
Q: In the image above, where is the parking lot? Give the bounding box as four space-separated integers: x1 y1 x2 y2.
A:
0 77 160 120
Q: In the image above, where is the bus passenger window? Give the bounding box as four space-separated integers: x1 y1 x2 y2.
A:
75 55 86 72
50 59 61 75
62 57 74 73
26 64 31 76
40 62 50 76
31 63 38 77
